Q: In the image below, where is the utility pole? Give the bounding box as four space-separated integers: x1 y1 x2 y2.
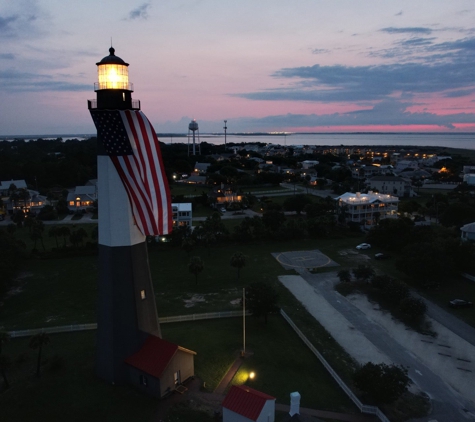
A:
224 120 227 151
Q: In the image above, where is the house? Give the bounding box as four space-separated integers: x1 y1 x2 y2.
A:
461 222 475 242
172 203 192 227
0 179 27 196
222 385 276 422
124 335 196 398
194 162 211 175
209 184 243 206
67 185 97 212
336 191 399 228
368 176 414 197
351 164 381 180
300 160 319 170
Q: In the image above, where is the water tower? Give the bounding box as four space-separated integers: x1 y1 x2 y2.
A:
188 119 201 156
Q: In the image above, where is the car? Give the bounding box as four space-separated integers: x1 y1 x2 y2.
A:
356 243 371 250
449 299 473 309
220 207 226 213
374 253 390 260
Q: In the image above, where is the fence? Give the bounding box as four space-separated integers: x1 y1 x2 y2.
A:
280 309 390 422
462 273 475 283
7 310 250 338
8 309 389 421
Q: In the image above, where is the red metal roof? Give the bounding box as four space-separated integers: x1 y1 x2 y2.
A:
124 335 178 378
222 385 275 421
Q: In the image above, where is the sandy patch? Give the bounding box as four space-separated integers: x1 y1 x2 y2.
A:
279 275 391 365
183 294 207 308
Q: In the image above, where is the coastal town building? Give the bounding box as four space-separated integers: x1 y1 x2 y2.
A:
336 191 399 228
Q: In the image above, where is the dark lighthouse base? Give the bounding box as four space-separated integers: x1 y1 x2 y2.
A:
95 241 161 384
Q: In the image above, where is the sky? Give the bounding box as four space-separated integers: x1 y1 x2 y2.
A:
1 0 475 135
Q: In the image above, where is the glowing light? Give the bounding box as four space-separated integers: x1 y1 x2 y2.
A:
97 64 129 90
249 371 255 380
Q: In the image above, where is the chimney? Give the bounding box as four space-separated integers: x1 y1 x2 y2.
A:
289 391 300 417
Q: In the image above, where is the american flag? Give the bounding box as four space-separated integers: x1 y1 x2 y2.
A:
90 109 172 236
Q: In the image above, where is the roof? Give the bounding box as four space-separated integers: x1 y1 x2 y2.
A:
124 335 194 379
461 222 475 233
223 385 275 421
172 202 192 212
75 186 96 195
0 180 27 191
369 176 404 182
336 192 399 204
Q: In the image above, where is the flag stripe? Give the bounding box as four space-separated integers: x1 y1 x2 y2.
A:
90 108 171 236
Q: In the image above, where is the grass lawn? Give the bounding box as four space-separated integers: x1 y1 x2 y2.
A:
162 317 355 411
0 331 158 422
0 315 356 422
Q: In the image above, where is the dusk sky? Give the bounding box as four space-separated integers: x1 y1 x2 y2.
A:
1 0 475 135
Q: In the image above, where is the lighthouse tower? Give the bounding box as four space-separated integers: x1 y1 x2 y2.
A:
88 47 171 384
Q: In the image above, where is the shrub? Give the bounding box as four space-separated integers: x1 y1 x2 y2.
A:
384 279 410 304
354 362 411 404
352 264 375 282
337 269 352 283
399 297 427 321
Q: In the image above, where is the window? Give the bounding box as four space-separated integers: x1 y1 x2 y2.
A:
174 370 181 386
140 290 146 300
140 375 148 386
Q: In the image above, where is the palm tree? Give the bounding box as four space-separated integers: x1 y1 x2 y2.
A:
57 226 70 248
0 331 10 355
49 226 60 249
230 252 246 281
29 332 50 377
0 354 11 389
188 256 204 285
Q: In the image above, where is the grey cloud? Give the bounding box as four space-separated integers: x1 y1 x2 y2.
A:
0 53 15 60
0 69 90 92
381 27 433 34
0 14 19 35
311 48 330 55
236 35 475 104
127 3 151 20
230 100 475 130
400 37 436 47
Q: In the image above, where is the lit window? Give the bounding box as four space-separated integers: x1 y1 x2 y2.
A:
140 290 146 300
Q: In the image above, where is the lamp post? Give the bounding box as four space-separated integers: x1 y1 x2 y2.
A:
88 47 169 384
75 196 80 214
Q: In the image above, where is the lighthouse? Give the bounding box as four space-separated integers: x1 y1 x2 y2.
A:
88 47 172 384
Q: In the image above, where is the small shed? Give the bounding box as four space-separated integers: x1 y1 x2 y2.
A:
124 335 196 398
223 385 276 422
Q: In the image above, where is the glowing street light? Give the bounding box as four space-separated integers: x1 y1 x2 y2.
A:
249 371 255 380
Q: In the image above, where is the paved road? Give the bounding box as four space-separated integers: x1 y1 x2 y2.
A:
413 292 475 348
298 269 475 422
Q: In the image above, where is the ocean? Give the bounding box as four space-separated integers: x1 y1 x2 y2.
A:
193 133 475 150
3 132 475 150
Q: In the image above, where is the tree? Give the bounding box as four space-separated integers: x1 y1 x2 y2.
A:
188 256 204 285
0 354 11 389
353 362 411 404
399 297 427 321
57 226 71 247
230 252 246 281
49 226 60 249
352 264 375 283
245 282 279 324
181 238 195 255
439 202 475 228
29 332 50 377
337 269 352 283
283 194 312 215
0 331 10 355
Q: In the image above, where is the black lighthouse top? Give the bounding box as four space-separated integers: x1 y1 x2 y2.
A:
96 47 129 67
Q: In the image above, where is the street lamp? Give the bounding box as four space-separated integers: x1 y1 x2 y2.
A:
76 196 80 213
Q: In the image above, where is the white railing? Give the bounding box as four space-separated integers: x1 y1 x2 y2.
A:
280 309 390 422
7 310 250 338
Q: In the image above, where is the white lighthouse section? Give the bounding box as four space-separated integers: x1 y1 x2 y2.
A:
98 155 145 247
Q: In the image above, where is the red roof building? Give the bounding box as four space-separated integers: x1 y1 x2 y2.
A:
124 335 196 398
223 385 276 422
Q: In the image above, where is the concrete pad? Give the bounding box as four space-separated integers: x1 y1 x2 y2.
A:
279 275 391 365
273 250 339 270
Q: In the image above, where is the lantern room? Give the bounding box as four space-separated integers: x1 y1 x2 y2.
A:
89 47 140 111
